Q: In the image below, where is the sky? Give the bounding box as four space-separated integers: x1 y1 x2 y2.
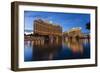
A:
24 11 90 33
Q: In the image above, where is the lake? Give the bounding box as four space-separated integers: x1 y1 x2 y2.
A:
24 38 90 61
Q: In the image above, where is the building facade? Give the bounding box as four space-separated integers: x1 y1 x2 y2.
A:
33 19 62 44
34 19 62 36
63 27 84 41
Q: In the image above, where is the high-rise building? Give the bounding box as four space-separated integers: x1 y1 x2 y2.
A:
33 19 62 44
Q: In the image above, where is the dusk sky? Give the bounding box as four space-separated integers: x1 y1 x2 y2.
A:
24 11 90 33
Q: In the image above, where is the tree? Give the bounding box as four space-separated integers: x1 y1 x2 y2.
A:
86 22 90 30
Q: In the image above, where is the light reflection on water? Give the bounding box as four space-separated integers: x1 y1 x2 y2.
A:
24 39 90 61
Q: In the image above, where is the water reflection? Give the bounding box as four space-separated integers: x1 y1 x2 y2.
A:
64 39 83 54
24 38 90 61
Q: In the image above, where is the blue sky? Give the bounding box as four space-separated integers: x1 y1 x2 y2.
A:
24 11 90 33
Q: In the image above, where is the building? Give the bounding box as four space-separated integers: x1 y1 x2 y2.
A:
33 19 62 44
34 19 62 36
63 27 83 40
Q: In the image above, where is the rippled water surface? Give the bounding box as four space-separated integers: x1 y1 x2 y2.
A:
24 39 90 61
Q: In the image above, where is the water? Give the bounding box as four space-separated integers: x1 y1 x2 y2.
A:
24 39 90 62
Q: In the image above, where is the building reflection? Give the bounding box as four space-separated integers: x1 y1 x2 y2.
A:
24 41 33 48
64 39 83 54
24 38 90 61
32 41 62 61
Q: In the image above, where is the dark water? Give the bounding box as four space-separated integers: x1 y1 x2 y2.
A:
24 39 90 62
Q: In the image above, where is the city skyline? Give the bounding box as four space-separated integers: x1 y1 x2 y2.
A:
24 11 90 33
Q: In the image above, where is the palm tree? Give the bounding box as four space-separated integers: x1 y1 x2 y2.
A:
86 22 90 39
86 22 90 30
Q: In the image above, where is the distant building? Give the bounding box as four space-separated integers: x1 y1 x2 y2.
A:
63 27 83 39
